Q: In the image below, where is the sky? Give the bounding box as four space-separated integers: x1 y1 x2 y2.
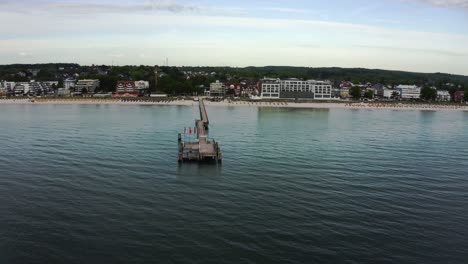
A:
1 0 468 75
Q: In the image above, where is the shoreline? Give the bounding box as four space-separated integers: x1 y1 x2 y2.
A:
1 98 467 111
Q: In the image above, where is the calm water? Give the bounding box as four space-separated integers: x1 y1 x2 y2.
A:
1 104 467 263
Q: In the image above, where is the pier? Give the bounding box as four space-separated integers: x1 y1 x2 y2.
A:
178 99 222 163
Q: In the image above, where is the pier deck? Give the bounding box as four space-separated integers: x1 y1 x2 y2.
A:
178 99 221 163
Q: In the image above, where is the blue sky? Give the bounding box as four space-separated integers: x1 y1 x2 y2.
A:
1 0 468 75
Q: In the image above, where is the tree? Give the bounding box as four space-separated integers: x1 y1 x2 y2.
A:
349 86 361 100
420 86 437 101
225 88 236 96
391 91 400 100
464 89 468 103
364 89 374 99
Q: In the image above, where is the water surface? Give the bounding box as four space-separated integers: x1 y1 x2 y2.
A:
1 104 467 263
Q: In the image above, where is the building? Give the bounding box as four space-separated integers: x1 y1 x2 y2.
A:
454 91 465 103
57 88 70 96
135 80 149 91
209 80 226 97
436 90 451 102
75 79 100 94
115 80 149 96
259 78 280 99
260 78 332 100
396 85 421 100
382 88 400 99
240 82 259 97
340 87 350 99
0 81 15 95
64 79 76 90
13 83 29 96
29 82 51 96
116 81 137 94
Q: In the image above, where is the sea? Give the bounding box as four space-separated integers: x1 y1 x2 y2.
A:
0 104 467 263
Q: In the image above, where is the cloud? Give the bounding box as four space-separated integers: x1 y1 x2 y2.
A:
0 0 199 14
403 0 468 9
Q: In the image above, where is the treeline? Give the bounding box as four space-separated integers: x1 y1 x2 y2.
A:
1 64 468 95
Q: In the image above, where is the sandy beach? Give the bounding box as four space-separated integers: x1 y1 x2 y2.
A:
1 98 467 111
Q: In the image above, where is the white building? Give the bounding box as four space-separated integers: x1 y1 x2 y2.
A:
57 88 70 96
209 80 226 97
75 79 100 94
383 88 400 99
437 90 451 102
0 81 15 95
396 85 421 100
64 79 76 90
13 82 30 96
260 78 332 100
135 80 149 90
260 78 280 99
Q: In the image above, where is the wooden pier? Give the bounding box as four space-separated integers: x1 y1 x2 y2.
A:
178 99 222 163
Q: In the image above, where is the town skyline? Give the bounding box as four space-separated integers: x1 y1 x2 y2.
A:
1 0 468 75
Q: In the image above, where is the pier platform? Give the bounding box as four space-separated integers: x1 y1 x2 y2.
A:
178 99 222 163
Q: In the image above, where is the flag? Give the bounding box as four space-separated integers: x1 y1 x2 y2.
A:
184 127 186 134
189 127 192 134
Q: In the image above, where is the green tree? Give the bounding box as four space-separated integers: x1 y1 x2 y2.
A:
364 89 374 99
349 86 361 100
420 86 437 101
36 69 54 80
464 89 468 103
58 79 64 88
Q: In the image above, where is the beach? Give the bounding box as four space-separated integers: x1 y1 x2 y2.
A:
1 98 467 111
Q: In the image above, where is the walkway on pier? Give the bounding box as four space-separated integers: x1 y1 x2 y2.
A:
178 99 221 162
196 99 215 157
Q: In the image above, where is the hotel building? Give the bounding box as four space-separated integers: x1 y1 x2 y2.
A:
209 81 226 97
75 79 100 94
260 78 332 99
396 85 421 100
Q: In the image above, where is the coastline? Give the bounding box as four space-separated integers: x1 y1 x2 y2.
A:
1 98 467 111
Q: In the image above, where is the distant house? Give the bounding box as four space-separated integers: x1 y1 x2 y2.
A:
396 85 421 100
75 79 100 94
116 81 137 94
115 80 149 96
454 91 465 103
259 78 333 100
57 88 70 96
339 81 353 88
340 87 350 99
382 88 400 99
0 81 15 95
13 83 29 96
436 90 451 102
135 80 149 91
240 82 259 97
209 80 226 97
64 79 76 90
